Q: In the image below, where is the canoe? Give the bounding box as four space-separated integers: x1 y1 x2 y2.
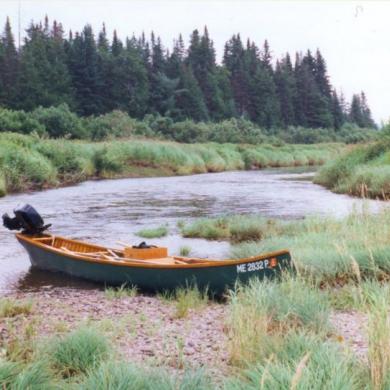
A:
16 233 293 294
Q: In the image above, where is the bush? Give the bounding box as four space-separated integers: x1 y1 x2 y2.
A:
0 108 46 135
32 104 86 139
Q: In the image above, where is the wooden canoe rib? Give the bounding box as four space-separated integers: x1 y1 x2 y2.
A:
15 233 293 293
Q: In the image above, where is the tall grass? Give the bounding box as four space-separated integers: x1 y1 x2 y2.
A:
315 138 390 199
48 327 109 377
228 209 390 285
367 293 390 389
0 132 342 197
227 276 330 366
226 332 366 389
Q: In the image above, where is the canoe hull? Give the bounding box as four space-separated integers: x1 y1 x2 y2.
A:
18 236 292 293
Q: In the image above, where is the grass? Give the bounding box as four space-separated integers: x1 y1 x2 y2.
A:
180 208 390 287
0 361 55 390
226 331 366 389
180 215 270 242
48 327 109 378
0 297 33 318
179 245 191 256
104 284 138 299
315 137 390 199
158 285 210 319
0 132 342 197
227 276 330 366
367 293 390 389
80 362 213 390
136 225 169 238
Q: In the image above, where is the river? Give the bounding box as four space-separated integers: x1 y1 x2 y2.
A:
0 167 385 292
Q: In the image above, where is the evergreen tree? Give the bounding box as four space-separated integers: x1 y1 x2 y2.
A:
330 90 344 129
187 27 226 120
67 25 102 115
18 19 73 110
274 54 296 126
0 17 19 107
174 64 208 121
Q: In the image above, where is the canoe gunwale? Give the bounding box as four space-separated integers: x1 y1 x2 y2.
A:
16 233 291 270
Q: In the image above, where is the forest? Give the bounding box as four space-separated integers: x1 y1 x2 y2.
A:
0 16 376 141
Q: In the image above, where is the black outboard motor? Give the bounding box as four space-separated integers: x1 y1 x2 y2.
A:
2 204 51 234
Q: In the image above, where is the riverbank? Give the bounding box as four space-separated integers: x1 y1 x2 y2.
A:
0 132 342 197
2 210 390 387
315 137 390 199
1 276 387 388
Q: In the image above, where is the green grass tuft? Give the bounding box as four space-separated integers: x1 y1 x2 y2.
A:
104 284 138 299
0 298 33 318
174 285 209 319
49 327 109 378
179 245 191 256
136 225 168 238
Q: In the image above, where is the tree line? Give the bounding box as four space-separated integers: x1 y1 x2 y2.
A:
0 16 376 130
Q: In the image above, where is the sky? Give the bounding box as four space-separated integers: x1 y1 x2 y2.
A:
1 0 389 124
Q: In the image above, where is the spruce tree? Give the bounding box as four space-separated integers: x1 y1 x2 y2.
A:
0 17 19 108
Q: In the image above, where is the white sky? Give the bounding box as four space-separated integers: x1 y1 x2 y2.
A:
1 0 389 123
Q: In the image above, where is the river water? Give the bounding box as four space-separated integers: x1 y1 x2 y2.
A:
0 168 386 292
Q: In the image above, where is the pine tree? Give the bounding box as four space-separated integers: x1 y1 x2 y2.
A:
274 54 296 126
223 34 250 117
330 90 344 129
67 25 102 115
187 27 226 120
0 17 19 107
18 19 73 110
174 64 208 121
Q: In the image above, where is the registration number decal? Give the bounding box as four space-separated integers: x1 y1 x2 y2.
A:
236 257 278 273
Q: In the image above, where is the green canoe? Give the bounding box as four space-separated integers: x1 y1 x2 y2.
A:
16 233 293 294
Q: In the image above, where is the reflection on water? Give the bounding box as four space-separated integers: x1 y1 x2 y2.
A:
0 167 386 292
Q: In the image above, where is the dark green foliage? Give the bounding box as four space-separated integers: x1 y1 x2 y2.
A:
0 17 375 133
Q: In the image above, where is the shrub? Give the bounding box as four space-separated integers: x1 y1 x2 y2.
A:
32 104 86 139
0 108 46 135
